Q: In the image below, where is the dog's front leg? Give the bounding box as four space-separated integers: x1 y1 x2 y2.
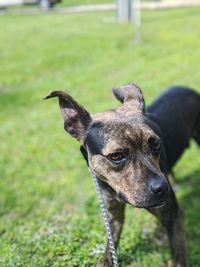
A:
97 179 126 267
147 189 186 267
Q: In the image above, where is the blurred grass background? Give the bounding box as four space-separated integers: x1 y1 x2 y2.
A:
60 0 110 6
59 0 163 7
0 6 200 267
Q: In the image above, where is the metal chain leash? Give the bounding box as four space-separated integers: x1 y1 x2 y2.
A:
89 168 120 267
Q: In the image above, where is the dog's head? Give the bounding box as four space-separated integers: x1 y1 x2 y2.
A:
45 84 169 208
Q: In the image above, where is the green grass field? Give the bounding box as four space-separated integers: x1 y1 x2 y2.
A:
0 7 200 267
60 0 110 6
57 0 160 7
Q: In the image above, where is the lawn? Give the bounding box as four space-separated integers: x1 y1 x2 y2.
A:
58 0 159 7
60 0 111 7
0 7 200 267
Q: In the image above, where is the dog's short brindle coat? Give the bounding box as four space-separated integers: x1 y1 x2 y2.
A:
45 84 200 267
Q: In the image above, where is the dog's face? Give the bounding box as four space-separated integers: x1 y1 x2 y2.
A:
45 84 169 208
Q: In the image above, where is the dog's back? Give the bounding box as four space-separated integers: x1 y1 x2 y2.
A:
146 86 200 171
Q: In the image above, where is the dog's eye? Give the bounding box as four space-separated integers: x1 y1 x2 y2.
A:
108 152 125 162
148 137 161 155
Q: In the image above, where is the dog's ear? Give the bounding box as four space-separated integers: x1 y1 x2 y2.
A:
45 91 91 143
112 83 145 113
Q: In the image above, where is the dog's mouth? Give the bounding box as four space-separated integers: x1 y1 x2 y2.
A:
134 198 166 209
117 194 166 209
116 189 168 208
116 191 167 208
116 192 129 204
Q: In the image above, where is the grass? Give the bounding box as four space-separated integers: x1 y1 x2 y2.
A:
59 0 159 7
60 0 110 7
0 7 200 267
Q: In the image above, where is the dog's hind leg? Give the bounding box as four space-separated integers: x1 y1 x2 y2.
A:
193 113 200 145
147 189 186 267
97 179 126 267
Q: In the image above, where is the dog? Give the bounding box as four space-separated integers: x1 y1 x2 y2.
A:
45 84 200 267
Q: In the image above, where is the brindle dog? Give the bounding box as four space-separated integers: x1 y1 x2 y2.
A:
45 84 200 267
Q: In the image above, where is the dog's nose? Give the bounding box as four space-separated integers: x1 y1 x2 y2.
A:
149 178 168 195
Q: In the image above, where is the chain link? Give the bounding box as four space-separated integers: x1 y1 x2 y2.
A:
89 168 120 267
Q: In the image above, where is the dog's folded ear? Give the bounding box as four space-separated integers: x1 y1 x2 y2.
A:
112 83 145 113
44 91 91 143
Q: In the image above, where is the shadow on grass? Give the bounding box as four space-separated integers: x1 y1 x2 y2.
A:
178 169 200 267
119 169 200 267
119 224 169 267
